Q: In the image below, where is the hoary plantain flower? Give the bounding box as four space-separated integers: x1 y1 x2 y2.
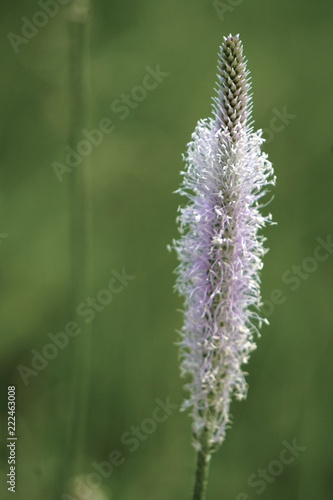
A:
170 34 275 499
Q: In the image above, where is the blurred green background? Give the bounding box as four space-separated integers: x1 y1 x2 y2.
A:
1 0 333 499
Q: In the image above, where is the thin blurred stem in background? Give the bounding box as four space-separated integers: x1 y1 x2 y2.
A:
66 0 93 483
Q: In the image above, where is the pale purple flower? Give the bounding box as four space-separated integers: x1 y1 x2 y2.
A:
170 35 275 450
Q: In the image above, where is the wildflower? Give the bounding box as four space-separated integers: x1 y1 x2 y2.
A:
171 34 275 451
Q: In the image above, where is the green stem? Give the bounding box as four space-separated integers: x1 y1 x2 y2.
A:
67 0 92 476
54 3 92 497
193 431 212 500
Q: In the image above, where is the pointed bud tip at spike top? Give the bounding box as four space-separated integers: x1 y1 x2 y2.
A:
223 33 240 43
215 34 251 137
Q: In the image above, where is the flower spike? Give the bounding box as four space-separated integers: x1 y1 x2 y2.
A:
171 35 275 452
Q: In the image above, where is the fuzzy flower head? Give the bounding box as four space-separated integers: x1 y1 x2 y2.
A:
171 35 275 451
